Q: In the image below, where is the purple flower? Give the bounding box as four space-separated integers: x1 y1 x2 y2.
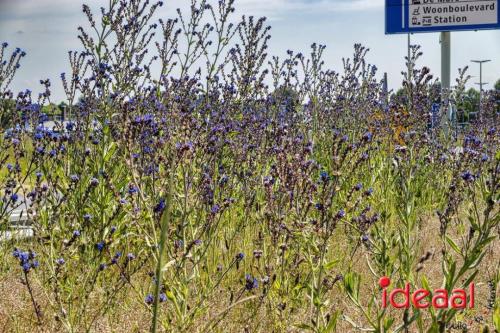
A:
159 293 167 303
90 178 99 186
128 185 138 194
319 171 330 183
111 252 122 264
236 252 245 261
96 241 105 252
211 204 220 214
145 294 154 305
13 249 38 273
460 170 475 182
336 209 346 219
10 193 19 202
354 183 363 191
245 274 259 290
22 262 31 273
154 198 166 213
56 258 65 265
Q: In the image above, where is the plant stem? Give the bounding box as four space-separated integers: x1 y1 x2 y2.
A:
152 168 175 333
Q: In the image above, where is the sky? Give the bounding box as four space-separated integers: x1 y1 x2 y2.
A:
0 0 499 101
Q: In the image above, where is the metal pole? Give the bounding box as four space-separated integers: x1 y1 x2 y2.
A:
407 33 411 81
479 62 482 116
383 72 388 109
440 32 451 98
471 59 491 122
407 33 412 111
440 32 451 128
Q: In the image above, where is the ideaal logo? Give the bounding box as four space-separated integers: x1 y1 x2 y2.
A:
379 277 475 309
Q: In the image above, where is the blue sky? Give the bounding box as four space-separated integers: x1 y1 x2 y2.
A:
0 0 499 101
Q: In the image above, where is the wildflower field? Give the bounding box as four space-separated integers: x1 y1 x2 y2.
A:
0 1 499 332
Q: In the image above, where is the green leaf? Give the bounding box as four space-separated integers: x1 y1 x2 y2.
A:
294 323 315 331
323 312 339 333
324 259 339 271
493 306 500 332
445 236 461 256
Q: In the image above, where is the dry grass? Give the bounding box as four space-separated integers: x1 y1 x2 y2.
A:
0 215 498 332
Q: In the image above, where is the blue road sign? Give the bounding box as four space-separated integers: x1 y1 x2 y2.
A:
386 0 500 34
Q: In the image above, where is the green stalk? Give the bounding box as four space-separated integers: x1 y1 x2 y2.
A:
152 169 175 333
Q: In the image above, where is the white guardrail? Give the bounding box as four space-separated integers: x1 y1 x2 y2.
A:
1 197 34 241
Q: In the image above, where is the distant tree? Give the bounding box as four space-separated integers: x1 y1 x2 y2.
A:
495 79 500 91
58 101 68 111
456 88 480 122
0 98 16 128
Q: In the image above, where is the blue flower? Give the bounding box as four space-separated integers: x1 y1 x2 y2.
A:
460 170 475 182
211 204 220 214
245 274 259 290
159 293 167 303
354 183 363 191
13 249 38 273
73 230 81 237
319 171 330 183
10 193 19 202
128 185 138 194
154 198 166 213
336 209 346 219
236 252 245 261
56 258 65 265
96 241 105 252
145 294 154 305
22 262 31 273
111 252 122 264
